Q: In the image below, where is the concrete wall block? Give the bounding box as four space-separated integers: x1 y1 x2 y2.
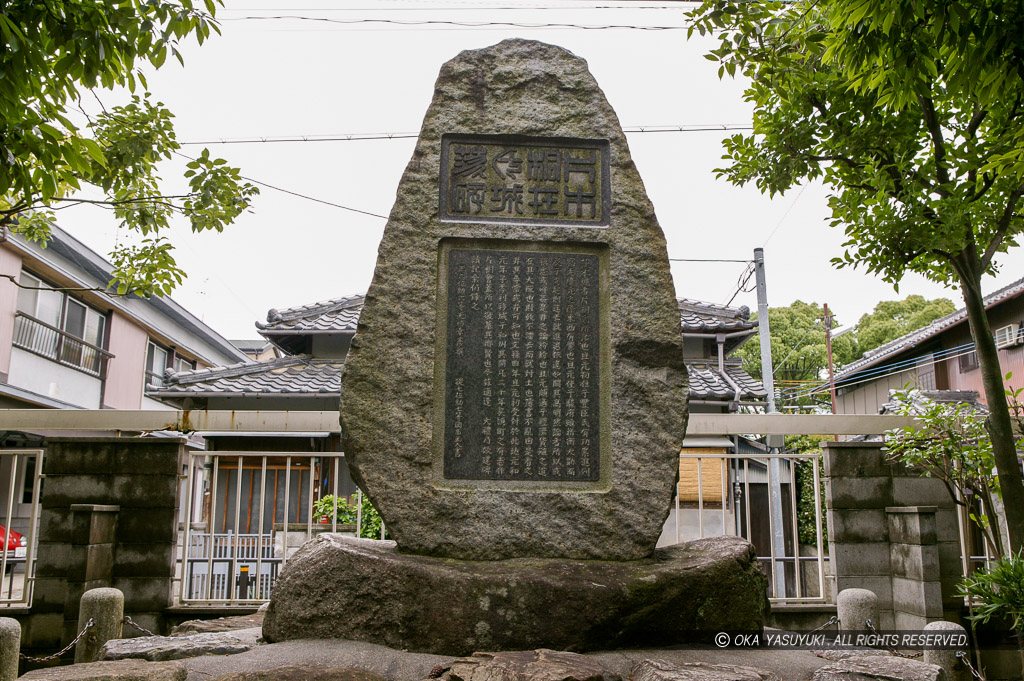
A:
892 576 944 618
112 544 175 578
20 612 63 648
43 474 177 509
833 542 893 576
887 509 937 545
36 508 72 541
831 509 890 543
890 542 940 581
115 509 177 544
45 440 181 476
34 542 82 578
891 477 955 508
113 577 173 611
28 578 67 613
937 542 966 580
827 477 894 509
822 446 892 478
40 474 116 508
894 610 931 631
935 509 961 543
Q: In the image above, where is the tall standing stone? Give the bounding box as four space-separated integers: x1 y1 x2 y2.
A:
340 39 688 561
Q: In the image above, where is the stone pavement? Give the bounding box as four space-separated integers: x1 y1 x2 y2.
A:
180 638 834 681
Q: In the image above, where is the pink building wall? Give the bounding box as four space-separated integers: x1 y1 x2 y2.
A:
0 246 23 380
102 311 149 409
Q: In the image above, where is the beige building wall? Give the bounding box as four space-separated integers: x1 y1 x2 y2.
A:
0 246 22 379
102 311 149 409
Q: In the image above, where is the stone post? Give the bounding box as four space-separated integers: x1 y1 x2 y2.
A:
887 506 943 629
75 587 123 664
0 617 20 681
836 588 878 631
922 621 968 681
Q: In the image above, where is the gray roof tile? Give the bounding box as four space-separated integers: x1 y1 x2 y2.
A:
678 298 756 333
687 362 767 400
257 294 364 334
151 355 342 395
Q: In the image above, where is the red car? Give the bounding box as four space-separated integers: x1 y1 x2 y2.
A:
1 525 25 572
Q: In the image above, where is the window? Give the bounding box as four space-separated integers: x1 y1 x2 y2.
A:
146 341 170 388
13 270 108 374
174 356 195 374
959 347 979 373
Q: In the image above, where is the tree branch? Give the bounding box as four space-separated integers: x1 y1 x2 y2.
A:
918 95 952 194
981 181 1024 270
965 107 988 139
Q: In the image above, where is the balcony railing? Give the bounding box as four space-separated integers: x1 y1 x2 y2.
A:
13 312 113 378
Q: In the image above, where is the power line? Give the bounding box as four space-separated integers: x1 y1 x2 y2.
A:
180 124 753 146
220 15 693 30
172 151 389 220
669 257 753 263
223 4 702 11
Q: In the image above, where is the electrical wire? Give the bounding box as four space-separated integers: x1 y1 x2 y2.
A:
179 124 753 146
172 151 389 219
781 342 979 400
219 15 693 30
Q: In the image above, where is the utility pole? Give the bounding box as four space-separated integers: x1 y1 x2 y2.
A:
753 248 787 598
823 303 839 417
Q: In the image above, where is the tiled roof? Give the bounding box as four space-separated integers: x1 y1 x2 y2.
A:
835 276 1024 380
257 294 364 334
687 362 768 400
150 355 343 395
678 298 756 333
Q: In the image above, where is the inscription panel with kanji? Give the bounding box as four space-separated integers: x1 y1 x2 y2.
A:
439 134 611 227
434 240 609 490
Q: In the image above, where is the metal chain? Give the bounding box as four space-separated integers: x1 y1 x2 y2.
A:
19 618 94 662
956 651 987 680
865 619 923 659
121 615 156 637
808 615 840 636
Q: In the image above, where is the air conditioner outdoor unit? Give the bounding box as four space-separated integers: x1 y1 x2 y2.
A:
995 323 1020 349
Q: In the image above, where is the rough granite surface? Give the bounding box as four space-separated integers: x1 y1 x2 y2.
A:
810 655 947 681
19 659 187 681
339 38 688 561
262 535 767 655
98 629 259 661
441 650 620 681
633 659 781 681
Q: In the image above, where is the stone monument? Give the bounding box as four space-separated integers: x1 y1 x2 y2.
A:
263 39 767 654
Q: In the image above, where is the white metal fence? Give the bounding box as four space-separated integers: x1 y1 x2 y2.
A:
667 449 828 604
1 449 43 608
177 451 375 605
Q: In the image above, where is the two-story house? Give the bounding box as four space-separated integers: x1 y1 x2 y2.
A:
832 276 1024 414
0 223 250 550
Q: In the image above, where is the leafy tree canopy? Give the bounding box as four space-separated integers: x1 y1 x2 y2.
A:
0 1 258 297
734 300 856 408
851 295 956 356
688 0 1024 551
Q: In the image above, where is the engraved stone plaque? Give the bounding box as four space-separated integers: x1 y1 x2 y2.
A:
440 134 611 227
438 243 605 484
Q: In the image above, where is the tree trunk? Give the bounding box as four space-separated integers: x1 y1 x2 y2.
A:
960 277 1024 554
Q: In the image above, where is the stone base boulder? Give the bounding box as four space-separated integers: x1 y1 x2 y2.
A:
436 650 619 681
19 659 186 681
98 629 259 661
262 534 768 655
811 656 947 681
634 659 780 681
208 666 388 681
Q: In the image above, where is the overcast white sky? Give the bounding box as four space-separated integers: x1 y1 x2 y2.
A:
64 0 1024 342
